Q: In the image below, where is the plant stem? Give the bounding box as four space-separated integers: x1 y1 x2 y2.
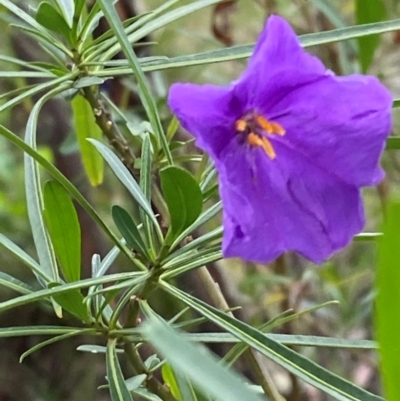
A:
124 341 179 401
197 265 284 400
245 349 285 401
82 85 138 176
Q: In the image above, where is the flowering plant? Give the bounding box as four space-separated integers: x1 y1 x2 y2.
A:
0 1 398 401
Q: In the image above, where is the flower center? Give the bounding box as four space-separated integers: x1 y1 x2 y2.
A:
235 113 285 159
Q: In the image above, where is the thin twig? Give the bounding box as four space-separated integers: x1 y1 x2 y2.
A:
197 265 284 400
124 341 179 401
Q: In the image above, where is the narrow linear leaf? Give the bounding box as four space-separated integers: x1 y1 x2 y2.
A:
0 124 141 270
88 139 162 241
55 0 74 27
0 234 46 280
25 90 64 284
0 272 34 295
125 375 147 391
86 0 178 60
95 242 123 278
376 200 400 401
169 201 222 251
73 76 105 89
0 73 76 113
0 271 144 312
0 325 93 338
96 0 173 165
134 18 400 73
71 94 104 186
161 283 383 401
182 333 377 349
20 329 90 362
77 344 123 354
142 314 263 401
43 180 81 282
161 364 182 400
106 338 134 401
140 135 157 257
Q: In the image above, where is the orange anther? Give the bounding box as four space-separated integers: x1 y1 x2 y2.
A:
235 119 247 132
261 137 276 159
255 115 273 134
247 132 263 147
255 115 285 136
247 132 276 159
270 122 286 136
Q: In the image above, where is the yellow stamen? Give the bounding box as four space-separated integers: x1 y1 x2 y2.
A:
255 115 273 134
235 119 247 132
270 122 286 136
261 137 276 159
247 132 276 159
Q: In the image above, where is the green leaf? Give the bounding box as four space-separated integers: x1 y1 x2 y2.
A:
376 200 400 401
356 0 387 72
0 325 91 338
0 0 55 38
74 0 86 18
71 95 104 186
96 0 173 165
169 201 222 251
142 314 263 401
0 73 76 113
140 135 157 257
73 76 105 89
48 283 91 323
181 333 377 349
36 2 71 41
0 272 34 295
0 233 45 280
160 166 202 245
136 18 400 73
0 271 144 312
161 248 222 279
125 375 147 391
161 364 181 400
161 283 383 401
89 139 162 242
25 90 64 284
43 180 81 282
106 338 134 401
111 205 148 258
77 344 123 354
20 329 89 362
0 124 140 270
54 0 74 27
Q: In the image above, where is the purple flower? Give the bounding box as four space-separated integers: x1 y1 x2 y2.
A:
167 15 392 264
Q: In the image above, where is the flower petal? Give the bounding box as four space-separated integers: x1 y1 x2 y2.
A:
168 83 240 159
219 140 364 264
270 74 392 186
234 15 327 111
